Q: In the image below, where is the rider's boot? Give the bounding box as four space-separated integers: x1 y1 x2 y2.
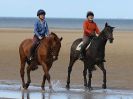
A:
27 42 38 64
80 44 86 60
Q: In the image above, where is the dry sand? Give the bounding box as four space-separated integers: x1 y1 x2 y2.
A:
0 28 133 89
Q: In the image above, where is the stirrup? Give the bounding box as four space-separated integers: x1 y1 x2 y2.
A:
28 57 33 61
27 56 33 64
29 57 32 61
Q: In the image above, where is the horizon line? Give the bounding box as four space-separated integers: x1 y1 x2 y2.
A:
0 16 133 20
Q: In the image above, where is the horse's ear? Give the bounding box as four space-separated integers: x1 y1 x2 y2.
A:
51 32 54 34
60 37 63 41
105 22 108 27
112 27 115 29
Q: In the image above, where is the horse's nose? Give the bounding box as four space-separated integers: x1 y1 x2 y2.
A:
53 56 58 60
112 37 114 40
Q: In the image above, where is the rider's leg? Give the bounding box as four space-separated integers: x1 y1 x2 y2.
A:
80 36 91 59
28 35 40 61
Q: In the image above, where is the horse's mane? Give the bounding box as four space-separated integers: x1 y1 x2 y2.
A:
50 32 58 38
99 27 106 36
90 27 106 45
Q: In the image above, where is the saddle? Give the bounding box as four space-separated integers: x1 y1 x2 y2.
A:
76 41 92 51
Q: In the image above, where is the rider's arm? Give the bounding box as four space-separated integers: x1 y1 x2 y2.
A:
39 21 49 37
83 21 92 36
34 21 41 38
44 22 49 36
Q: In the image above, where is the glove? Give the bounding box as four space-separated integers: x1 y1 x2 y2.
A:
38 36 43 40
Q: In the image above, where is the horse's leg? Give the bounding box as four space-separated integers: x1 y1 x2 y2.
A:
83 62 87 87
41 65 52 90
97 63 106 89
20 60 26 88
66 57 77 89
88 67 93 90
25 65 32 89
41 62 52 90
41 74 46 90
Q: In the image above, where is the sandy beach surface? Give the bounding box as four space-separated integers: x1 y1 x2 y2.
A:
0 28 133 98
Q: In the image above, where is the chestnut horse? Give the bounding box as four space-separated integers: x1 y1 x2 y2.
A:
19 32 62 90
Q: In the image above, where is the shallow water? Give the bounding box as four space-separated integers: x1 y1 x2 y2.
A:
0 81 133 99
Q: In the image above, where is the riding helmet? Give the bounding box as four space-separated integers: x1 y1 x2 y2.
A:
86 11 94 18
37 9 46 16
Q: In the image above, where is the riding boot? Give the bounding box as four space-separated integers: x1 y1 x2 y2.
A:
80 44 86 60
27 42 38 62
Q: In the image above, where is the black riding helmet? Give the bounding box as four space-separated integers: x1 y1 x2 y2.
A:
86 11 94 18
37 9 46 16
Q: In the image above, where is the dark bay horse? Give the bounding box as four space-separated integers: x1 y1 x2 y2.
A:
19 32 62 90
66 23 115 90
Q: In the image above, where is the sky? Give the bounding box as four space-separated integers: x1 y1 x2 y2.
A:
0 0 132 19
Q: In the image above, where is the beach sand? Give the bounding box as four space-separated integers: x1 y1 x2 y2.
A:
0 28 133 89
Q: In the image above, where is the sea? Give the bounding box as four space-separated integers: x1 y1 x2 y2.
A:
0 17 133 31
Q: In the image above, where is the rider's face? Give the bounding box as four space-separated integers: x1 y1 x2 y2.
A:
39 14 45 21
87 15 94 21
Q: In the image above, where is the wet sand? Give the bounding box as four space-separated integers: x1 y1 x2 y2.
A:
1 82 133 99
0 28 133 98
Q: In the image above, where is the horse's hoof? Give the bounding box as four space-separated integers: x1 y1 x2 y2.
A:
21 84 28 90
66 84 70 89
88 87 93 91
24 87 28 90
102 84 107 89
41 86 45 90
49 85 52 89
50 88 54 93
20 86 26 91
25 83 30 89
84 83 87 87
22 85 26 89
84 86 88 90
41 88 45 92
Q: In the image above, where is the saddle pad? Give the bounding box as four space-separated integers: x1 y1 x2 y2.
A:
76 41 91 51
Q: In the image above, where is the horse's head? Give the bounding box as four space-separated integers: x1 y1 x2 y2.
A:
102 22 115 43
49 32 63 60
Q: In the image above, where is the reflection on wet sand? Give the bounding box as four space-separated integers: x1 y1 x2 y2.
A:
22 91 53 99
21 89 133 99
21 90 88 99
1 84 133 99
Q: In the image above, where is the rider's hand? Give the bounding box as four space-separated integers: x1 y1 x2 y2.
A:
91 32 95 36
38 36 43 40
96 34 99 37
45 34 48 37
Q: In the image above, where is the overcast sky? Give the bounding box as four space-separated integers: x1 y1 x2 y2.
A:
0 0 132 19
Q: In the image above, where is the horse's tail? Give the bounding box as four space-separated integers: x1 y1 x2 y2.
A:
19 41 27 63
